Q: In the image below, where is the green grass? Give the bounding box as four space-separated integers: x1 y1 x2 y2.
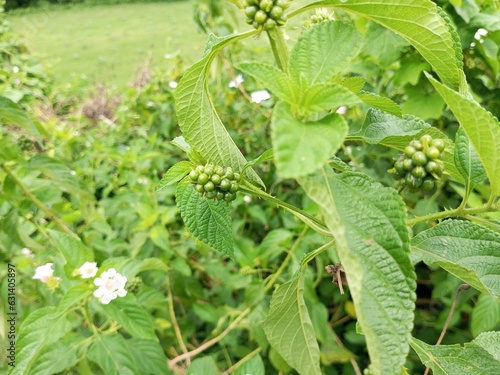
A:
7 2 208 88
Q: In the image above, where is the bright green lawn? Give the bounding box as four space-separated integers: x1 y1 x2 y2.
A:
8 2 208 88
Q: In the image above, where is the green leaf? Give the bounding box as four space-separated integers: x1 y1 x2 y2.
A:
29 154 82 196
236 62 298 103
342 76 366 93
58 283 93 311
241 148 274 175
401 82 445 120
361 21 409 66
187 357 218 375
272 102 347 178
289 20 363 86
48 229 93 269
88 334 140 375
471 294 500 337
234 355 265 375
298 169 415 375
157 161 193 191
299 83 361 116
9 307 72 375
99 295 158 341
124 339 171 374
357 91 402 117
426 73 500 197
262 273 322 375
411 220 500 298
454 128 487 192
29 334 84 375
410 332 500 374
0 96 44 146
176 179 233 258
175 32 264 188
305 0 467 92
171 136 205 165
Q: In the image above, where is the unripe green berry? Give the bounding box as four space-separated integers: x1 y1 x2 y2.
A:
233 172 241 182
425 160 440 174
276 0 291 9
264 18 277 30
254 10 268 24
211 173 222 185
204 164 215 175
189 170 200 182
204 181 215 192
410 139 423 151
431 139 445 152
205 190 217 199
196 165 204 173
420 134 433 147
404 146 416 158
412 166 427 178
216 191 225 201
215 166 224 176
195 184 204 193
422 178 435 192
394 160 405 176
198 173 209 184
245 5 259 19
270 6 283 20
425 146 441 160
402 159 413 171
260 0 273 12
219 179 231 192
224 167 235 180
412 151 427 166
230 183 239 193
252 20 260 29
245 0 257 6
224 192 236 202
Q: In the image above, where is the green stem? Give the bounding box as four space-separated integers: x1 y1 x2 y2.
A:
266 28 289 72
240 182 331 237
407 202 499 226
301 239 336 269
1 164 80 239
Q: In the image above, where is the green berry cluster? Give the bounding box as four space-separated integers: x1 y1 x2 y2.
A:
244 0 290 31
126 277 143 294
189 164 241 202
392 134 446 192
18 135 34 152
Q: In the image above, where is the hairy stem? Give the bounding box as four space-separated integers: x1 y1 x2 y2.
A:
407 202 499 226
266 28 289 72
1 163 80 239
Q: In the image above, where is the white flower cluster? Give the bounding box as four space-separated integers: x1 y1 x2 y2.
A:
32 263 61 284
93 268 128 304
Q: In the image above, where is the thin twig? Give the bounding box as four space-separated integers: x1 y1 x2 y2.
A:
223 347 262 374
167 277 190 366
333 334 362 375
423 283 470 375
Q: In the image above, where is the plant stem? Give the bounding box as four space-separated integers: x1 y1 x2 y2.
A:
423 284 470 375
1 163 80 239
266 28 289 72
407 202 499 226
167 277 190 365
223 347 262 375
240 182 331 237
301 239 336 268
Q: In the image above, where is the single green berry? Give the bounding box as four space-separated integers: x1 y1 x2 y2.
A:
252 20 260 29
269 6 283 20
254 10 268 24
205 190 216 199
264 18 277 30
215 166 224 176
224 167 235 180
211 174 222 185
230 183 239 193
412 166 427 179
224 192 236 202
404 145 416 158
425 160 440 174
431 139 445 152
198 173 209 184
245 0 257 5
260 0 273 12
420 134 433 147
233 172 241 182
412 151 427 166
204 164 215 175
410 140 423 151
219 178 231 192
245 5 259 18
195 184 204 193
216 191 225 201
394 160 405 177
204 181 215 192
275 0 291 9
276 14 287 25
425 146 441 160
189 170 200 182
196 165 204 173
422 178 435 192
402 158 414 171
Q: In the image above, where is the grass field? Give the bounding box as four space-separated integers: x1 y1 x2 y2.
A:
7 2 208 88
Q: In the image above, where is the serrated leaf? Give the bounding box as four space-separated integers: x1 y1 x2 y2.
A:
175 31 264 188
262 274 322 375
305 0 467 92
471 294 500 337
289 20 363 86
298 169 415 375
357 91 402 117
362 21 409 66
0 96 44 146
236 62 298 103
9 307 72 375
187 357 218 375
88 334 139 375
124 339 171 374
234 355 265 375
171 136 205 165
272 102 347 178
99 295 157 341
427 73 500 197
48 229 93 269
342 76 366 93
58 283 93 311
29 334 83 375
299 83 361 116
454 128 487 192
157 161 193 191
176 180 233 258
411 220 500 298
410 332 500 374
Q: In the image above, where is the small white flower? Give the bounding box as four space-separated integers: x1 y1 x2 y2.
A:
284 32 290 41
78 262 98 279
169 81 178 89
12 66 19 73
474 28 488 41
251 90 271 104
243 195 251 204
21 248 34 258
229 74 244 88
336 106 347 115
93 268 128 304
33 263 55 283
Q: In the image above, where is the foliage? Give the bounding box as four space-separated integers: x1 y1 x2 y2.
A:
1 0 500 375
